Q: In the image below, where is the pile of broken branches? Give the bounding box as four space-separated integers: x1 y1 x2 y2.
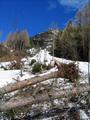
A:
0 61 89 119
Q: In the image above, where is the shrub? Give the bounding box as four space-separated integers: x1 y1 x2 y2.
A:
42 64 52 70
30 59 36 66
42 64 47 70
32 63 42 74
46 64 52 70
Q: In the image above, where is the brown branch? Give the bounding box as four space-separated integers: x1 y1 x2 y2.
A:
0 71 59 95
0 85 90 112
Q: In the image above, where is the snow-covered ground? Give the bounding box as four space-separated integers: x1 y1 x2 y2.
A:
0 49 89 119
0 70 20 87
0 49 88 87
80 110 89 120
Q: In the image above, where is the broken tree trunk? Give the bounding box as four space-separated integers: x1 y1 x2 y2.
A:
0 62 79 95
0 85 90 112
0 71 59 95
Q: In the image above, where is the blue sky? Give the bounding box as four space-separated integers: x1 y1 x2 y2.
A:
0 0 89 41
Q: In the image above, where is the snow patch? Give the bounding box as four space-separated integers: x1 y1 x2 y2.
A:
79 109 89 120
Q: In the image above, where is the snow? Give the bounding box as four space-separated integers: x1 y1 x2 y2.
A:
81 100 87 105
0 49 88 88
0 70 20 87
27 49 52 64
21 58 27 62
79 110 89 120
19 72 35 81
27 48 37 55
0 49 89 120
79 62 88 74
39 67 57 76
0 62 11 68
23 49 88 77
53 99 60 106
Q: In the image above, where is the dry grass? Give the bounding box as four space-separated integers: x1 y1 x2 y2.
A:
0 51 26 62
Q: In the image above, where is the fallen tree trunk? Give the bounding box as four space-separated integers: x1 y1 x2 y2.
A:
0 85 90 112
0 62 79 95
0 71 59 95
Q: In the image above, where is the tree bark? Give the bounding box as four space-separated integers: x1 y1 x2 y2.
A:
0 61 79 95
0 85 90 112
0 71 59 95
